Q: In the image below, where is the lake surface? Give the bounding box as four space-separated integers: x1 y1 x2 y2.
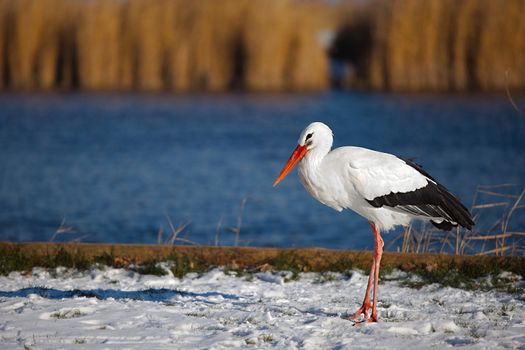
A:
1 92 524 250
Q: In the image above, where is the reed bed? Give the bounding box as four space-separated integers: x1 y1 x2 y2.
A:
1 0 524 92
0 0 330 92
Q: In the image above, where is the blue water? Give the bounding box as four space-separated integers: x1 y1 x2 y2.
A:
1 92 524 250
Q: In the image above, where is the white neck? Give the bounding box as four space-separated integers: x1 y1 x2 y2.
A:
297 141 333 208
301 139 332 173
297 122 334 176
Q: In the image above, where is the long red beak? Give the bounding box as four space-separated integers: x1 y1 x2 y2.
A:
273 144 308 187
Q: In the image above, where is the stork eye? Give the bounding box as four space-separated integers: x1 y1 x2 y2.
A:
305 133 313 141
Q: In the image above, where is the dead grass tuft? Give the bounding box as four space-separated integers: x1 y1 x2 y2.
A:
391 185 525 256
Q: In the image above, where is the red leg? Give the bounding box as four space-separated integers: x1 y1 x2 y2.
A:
345 221 377 321
346 258 374 320
369 222 384 322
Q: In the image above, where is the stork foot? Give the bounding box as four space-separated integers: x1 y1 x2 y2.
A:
343 301 373 321
367 313 378 323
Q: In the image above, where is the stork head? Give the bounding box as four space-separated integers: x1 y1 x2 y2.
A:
273 122 333 187
297 122 334 150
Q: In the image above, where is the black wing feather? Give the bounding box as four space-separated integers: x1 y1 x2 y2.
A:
366 159 474 231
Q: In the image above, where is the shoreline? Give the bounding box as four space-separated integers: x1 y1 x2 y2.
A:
1 242 524 277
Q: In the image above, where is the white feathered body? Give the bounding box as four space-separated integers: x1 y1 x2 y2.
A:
298 146 432 231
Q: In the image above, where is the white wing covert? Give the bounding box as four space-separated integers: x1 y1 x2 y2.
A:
344 148 429 201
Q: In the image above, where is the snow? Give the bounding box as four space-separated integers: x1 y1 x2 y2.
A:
0 267 524 349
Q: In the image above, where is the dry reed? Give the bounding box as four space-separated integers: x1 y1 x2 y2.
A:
391 185 525 256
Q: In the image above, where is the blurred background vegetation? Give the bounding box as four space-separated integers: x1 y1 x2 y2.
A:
1 0 524 93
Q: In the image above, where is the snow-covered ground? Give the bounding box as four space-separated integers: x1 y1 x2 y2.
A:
1 266 524 349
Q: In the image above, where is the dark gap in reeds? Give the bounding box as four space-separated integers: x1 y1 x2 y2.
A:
0 0 524 92
228 34 247 90
329 13 373 89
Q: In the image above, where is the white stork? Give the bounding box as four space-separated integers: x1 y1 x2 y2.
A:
273 122 474 322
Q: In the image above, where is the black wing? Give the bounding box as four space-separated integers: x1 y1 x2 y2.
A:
366 159 474 231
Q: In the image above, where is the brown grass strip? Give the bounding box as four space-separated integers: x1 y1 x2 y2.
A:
2 242 524 275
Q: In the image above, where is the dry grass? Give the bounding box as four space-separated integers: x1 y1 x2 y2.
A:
231 197 248 247
48 188 524 257
162 215 194 246
49 217 90 243
391 185 525 257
